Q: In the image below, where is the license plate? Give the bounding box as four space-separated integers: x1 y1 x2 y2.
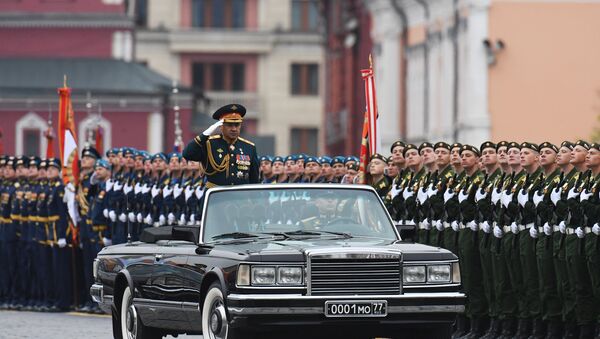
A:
324 300 387 318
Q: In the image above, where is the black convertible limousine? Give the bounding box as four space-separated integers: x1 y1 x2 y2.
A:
91 184 465 339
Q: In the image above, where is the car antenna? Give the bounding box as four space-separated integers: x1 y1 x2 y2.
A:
126 179 133 245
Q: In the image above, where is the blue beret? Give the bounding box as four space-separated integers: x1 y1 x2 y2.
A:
168 152 182 161
332 156 345 165
259 155 273 163
319 156 332 165
139 151 150 161
297 154 308 161
285 155 297 162
123 147 136 157
273 156 284 164
106 148 118 157
81 146 100 159
304 156 320 166
94 159 111 170
152 153 167 162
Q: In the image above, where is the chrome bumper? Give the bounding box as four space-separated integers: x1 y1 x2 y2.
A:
227 292 465 316
90 284 113 313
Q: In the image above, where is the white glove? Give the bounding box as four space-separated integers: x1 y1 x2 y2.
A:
151 185 161 198
529 226 538 238
141 184 151 194
109 210 117 222
475 188 487 202
491 188 501 205
136 213 143 223
543 222 552 236
158 214 166 226
402 188 414 200
113 181 123 191
105 179 114 192
567 187 579 200
532 190 544 207
118 213 127 223
417 188 428 204
123 183 133 194
202 119 224 136
144 214 153 225
451 221 459 232
550 187 561 205
467 221 478 232
517 189 529 208
134 183 142 194
173 184 184 199
178 214 187 226
195 186 204 200
580 189 592 202
163 185 173 198
102 237 112 247
592 223 600 235
185 186 194 201
128 212 136 223
435 220 444 231
458 190 469 203
443 188 455 203
576 227 585 238
103 208 109 218
57 238 67 248
390 185 401 199
501 191 513 208
493 225 503 238
510 222 519 234
422 219 431 230
167 212 176 225
427 185 437 198
559 221 566 234
481 221 491 233
190 214 196 225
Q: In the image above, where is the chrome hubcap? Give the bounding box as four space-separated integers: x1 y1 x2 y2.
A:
126 304 138 339
209 301 228 339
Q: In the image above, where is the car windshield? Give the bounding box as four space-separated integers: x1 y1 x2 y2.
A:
203 187 397 242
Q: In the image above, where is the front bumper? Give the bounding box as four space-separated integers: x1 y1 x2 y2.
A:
226 292 465 328
90 284 113 314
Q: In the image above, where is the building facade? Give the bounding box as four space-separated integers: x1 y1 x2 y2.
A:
135 0 325 156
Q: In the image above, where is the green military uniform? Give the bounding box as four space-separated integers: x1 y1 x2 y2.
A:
427 162 454 248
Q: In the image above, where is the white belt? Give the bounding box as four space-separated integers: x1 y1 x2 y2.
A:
553 225 562 233
418 223 428 230
566 228 576 235
525 223 535 229
502 226 511 233
458 223 467 230
584 227 593 234
443 222 452 229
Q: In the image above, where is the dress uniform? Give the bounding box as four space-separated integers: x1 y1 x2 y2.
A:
369 153 391 198
0 156 15 308
415 142 436 244
426 142 455 248
183 104 259 188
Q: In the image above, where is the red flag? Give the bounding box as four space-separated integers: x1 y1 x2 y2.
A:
95 125 104 156
358 112 370 184
0 128 3 155
57 79 80 186
360 55 380 156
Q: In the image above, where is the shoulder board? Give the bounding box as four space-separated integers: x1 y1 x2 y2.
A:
55 181 61 187
208 135 222 140
238 137 255 146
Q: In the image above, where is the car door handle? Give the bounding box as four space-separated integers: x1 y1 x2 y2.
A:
155 254 163 261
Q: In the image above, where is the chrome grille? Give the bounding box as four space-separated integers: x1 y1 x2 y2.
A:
308 252 402 296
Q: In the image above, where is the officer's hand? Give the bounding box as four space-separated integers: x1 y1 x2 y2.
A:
543 222 552 236
173 184 184 198
167 213 176 225
435 220 444 231
151 185 161 198
550 187 561 205
493 225 503 238
103 208 109 218
567 187 579 200
575 227 585 238
593 223 600 236
510 222 519 234
144 214 153 226
501 191 513 208
427 184 437 198
458 190 469 203
580 189 592 202
128 212 136 223
184 186 194 201
467 221 478 232
421 219 431 230
202 119 224 136
105 179 114 192
475 188 487 202
390 185 401 199
136 213 143 223
109 210 117 222
451 221 459 232
141 184 151 194
517 189 529 208
481 221 491 233
532 190 544 207
163 185 173 198
417 188 428 204
443 188 455 203
57 238 67 248
178 214 187 226
529 226 538 238
559 221 566 234
491 188 501 204
134 183 143 194
118 213 127 223
102 237 112 247
190 214 196 225
195 186 204 200
158 214 166 226
123 183 133 194
402 188 414 200
113 181 123 191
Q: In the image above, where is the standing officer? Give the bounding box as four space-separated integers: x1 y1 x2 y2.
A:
183 104 259 187
427 142 454 248
368 153 391 198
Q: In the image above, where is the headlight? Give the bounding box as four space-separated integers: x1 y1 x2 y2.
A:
236 264 250 286
452 262 461 283
403 266 426 283
277 267 303 285
251 266 276 285
427 265 451 283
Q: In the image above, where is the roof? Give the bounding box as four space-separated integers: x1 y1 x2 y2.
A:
0 58 174 96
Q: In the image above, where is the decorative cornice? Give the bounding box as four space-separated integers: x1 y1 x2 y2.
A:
0 12 133 28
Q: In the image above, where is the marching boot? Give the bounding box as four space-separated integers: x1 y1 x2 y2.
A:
528 318 547 339
516 318 533 339
460 317 488 339
497 318 517 339
481 318 502 339
544 321 563 339
564 322 580 339
578 324 595 339
452 314 470 339
594 324 600 339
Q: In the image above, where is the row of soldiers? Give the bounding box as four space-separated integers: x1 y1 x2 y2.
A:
374 140 600 339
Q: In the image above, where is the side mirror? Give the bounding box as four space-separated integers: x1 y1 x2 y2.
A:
395 223 417 243
171 226 200 244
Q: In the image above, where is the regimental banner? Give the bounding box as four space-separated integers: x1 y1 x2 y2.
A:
58 79 80 186
359 55 381 184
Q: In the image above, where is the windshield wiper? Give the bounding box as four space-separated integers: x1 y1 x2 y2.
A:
319 231 353 239
284 230 322 236
257 232 291 239
283 230 353 239
211 232 258 240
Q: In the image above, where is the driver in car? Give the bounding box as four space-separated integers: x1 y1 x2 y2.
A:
299 190 343 230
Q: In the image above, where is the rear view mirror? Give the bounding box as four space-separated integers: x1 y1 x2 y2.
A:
395 223 417 243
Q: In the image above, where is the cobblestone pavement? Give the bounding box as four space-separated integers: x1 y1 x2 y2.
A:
0 310 203 339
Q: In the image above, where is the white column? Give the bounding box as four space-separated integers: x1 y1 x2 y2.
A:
148 111 164 153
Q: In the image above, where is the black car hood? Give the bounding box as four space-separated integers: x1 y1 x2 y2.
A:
213 237 456 262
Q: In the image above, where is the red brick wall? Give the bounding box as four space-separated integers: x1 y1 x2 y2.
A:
0 0 125 13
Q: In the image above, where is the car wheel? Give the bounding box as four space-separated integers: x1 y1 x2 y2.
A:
202 282 245 339
120 286 162 339
112 306 123 339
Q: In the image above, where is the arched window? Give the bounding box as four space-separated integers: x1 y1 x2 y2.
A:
79 115 112 154
15 112 48 156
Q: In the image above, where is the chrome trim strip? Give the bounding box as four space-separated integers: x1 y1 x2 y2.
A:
227 304 465 316
133 298 182 308
182 302 201 311
227 292 466 301
402 283 461 289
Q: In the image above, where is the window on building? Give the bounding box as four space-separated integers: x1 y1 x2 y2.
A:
291 128 318 155
23 129 40 157
191 0 246 29
291 63 319 95
291 0 319 31
134 0 148 27
191 62 246 91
